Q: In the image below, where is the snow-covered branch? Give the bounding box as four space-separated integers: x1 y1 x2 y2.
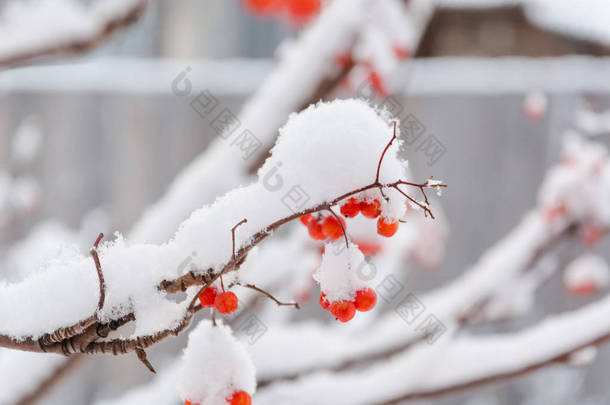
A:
0 0 146 68
257 294 610 404
0 100 441 369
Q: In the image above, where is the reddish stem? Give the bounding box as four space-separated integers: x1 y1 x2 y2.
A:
375 121 397 183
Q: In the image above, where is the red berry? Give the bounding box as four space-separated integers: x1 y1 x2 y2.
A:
355 240 382 257
300 213 312 225
335 52 353 68
227 391 252 405
354 288 377 312
242 0 282 15
581 225 602 248
544 203 567 224
198 286 218 308
360 199 381 218
393 45 410 59
307 220 326 240
185 400 197 405
568 280 598 296
330 300 356 322
377 217 399 237
369 72 387 97
322 216 346 240
214 291 239 314
340 198 360 218
319 292 330 311
286 0 320 23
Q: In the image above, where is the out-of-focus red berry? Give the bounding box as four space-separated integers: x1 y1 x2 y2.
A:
377 217 399 237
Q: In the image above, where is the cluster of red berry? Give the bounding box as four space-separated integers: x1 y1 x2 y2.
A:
185 390 251 405
300 197 400 241
300 213 345 240
242 0 320 25
198 286 238 314
319 288 377 322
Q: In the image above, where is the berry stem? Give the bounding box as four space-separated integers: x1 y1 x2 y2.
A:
89 233 106 312
240 283 300 309
231 218 248 267
327 207 349 249
375 121 397 184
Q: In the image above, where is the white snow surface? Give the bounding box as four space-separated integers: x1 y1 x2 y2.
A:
314 243 370 302
177 321 255 405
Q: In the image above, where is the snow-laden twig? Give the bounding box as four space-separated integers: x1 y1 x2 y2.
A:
0 0 147 68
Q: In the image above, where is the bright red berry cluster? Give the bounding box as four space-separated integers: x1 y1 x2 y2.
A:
198 286 239 314
319 288 377 323
184 390 251 405
300 197 400 240
242 0 320 24
300 213 346 241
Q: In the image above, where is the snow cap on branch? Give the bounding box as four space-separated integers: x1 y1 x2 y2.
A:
260 98 408 219
178 321 255 405
314 242 371 302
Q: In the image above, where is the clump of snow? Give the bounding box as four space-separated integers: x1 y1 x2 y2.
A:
177 321 255 405
313 242 371 302
563 253 609 293
260 98 407 219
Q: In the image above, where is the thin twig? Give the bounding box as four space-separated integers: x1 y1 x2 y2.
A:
232 219 248 266
327 207 349 249
187 219 248 310
135 348 156 374
89 233 106 311
375 121 397 183
241 284 300 309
